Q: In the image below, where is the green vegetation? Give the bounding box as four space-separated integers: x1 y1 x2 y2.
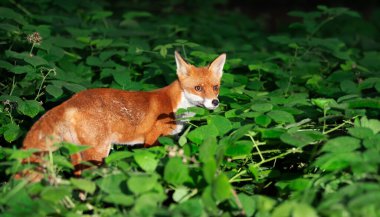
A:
1 1 380 216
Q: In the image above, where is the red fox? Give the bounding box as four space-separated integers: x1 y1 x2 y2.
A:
21 51 226 177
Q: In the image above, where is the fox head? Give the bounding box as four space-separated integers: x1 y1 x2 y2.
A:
175 51 226 110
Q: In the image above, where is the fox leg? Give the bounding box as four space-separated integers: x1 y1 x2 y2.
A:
73 143 111 175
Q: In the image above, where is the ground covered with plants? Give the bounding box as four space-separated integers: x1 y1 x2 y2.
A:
0 1 380 216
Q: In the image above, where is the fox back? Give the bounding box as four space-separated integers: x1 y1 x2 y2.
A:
22 51 226 176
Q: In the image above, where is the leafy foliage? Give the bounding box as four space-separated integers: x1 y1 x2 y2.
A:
0 1 380 216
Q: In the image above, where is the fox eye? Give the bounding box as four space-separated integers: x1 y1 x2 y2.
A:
213 85 219 91
194 85 203 91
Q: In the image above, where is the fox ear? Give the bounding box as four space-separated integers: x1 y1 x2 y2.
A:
175 51 189 76
209 53 226 79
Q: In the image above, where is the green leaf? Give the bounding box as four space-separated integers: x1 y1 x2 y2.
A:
238 193 256 217
60 142 91 155
105 151 133 164
46 85 63 98
315 152 361 171
41 186 71 203
348 99 380 109
187 124 219 144
212 173 232 203
280 130 325 147
311 98 336 109
17 100 44 118
260 128 286 139
70 178 96 194
202 159 217 184
24 55 49 67
173 186 190 203
251 103 273 112
103 194 134 206
164 157 189 186
255 114 272 127
96 173 127 194
358 117 380 134
267 110 295 124
127 175 157 195
9 148 38 160
173 199 203 216
0 7 27 25
225 140 253 157
9 65 35 74
348 127 374 139
133 150 158 172
207 115 232 136
340 80 358 94
3 123 21 143
321 136 361 153
199 137 217 163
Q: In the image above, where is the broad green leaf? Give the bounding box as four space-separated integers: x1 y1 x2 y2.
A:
280 130 325 147
133 150 158 172
172 199 203 217
260 128 286 139
0 7 27 25
315 152 361 171
199 137 217 163
311 98 336 109
41 186 71 203
340 80 358 94
348 127 374 139
202 159 217 184
348 99 380 109
46 84 63 98
3 123 21 143
53 155 74 170
293 203 318 217
17 100 44 118
212 173 232 203
267 110 295 124
9 148 38 160
201 186 219 215
238 193 256 217
225 140 253 157
271 201 293 217
255 114 272 127
173 186 190 203
9 65 35 74
60 142 91 155
164 157 189 186
24 55 49 67
187 124 219 144
105 151 133 164
358 117 380 134
251 103 273 112
70 178 96 194
96 173 127 194
127 175 157 195
207 115 232 136
103 194 134 206
321 136 361 153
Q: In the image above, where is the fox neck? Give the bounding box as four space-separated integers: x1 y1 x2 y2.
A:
163 80 196 112
162 80 195 135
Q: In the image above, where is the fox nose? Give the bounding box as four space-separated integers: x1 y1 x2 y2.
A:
212 99 219 106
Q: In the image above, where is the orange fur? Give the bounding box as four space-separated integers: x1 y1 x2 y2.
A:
21 51 226 177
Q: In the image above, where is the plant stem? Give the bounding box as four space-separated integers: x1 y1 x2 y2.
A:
35 68 55 101
231 189 245 216
255 148 302 167
29 42 35 56
9 76 15 96
248 134 265 162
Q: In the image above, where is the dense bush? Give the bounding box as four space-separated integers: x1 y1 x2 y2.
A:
0 1 379 216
